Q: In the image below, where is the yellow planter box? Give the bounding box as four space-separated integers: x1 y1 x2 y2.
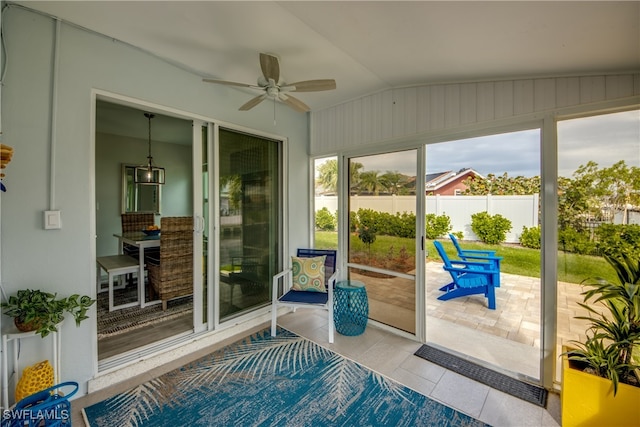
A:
561 348 640 427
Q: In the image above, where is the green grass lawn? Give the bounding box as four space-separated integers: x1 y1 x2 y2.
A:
314 230 617 284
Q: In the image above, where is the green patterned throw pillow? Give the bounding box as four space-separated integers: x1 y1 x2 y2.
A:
291 255 326 292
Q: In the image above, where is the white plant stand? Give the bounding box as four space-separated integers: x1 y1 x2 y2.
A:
1 324 60 409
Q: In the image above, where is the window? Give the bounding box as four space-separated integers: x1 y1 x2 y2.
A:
313 156 338 249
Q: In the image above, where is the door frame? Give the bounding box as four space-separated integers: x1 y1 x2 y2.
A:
338 147 426 340
92 89 289 368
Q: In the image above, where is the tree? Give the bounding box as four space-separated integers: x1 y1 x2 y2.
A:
349 161 364 194
316 159 338 195
557 176 587 231
559 160 640 228
359 170 382 195
358 225 376 258
220 175 242 211
356 208 378 258
463 172 540 195
379 171 409 195
565 161 610 221
315 207 336 231
316 159 367 195
598 160 640 224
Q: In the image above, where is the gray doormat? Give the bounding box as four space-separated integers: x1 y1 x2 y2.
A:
414 344 548 408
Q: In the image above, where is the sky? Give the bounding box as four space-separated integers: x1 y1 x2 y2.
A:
339 109 639 179
557 110 639 177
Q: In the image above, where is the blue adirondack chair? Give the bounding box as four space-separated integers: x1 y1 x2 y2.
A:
433 241 498 309
449 233 502 287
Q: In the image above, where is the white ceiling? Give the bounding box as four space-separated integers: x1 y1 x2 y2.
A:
15 1 640 114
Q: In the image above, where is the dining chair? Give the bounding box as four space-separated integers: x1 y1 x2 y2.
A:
121 213 155 255
120 213 156 286
121 212 155 232
146 216 194 310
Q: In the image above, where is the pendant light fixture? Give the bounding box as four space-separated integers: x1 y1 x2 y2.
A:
135 112 165 185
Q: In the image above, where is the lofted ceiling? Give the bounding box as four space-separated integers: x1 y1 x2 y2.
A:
14 1 640 115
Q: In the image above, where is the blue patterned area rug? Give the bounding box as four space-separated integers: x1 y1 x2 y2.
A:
83 328 488 426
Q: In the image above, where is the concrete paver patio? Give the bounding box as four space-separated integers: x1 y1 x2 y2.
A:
353 261 591 381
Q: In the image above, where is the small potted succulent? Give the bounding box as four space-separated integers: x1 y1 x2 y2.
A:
1 289 95 337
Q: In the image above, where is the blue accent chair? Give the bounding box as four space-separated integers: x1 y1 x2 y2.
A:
449 233 502 287
433 241 498 310
271 249 338 343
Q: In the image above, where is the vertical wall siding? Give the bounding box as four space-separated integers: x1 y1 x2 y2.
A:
311 73 640 154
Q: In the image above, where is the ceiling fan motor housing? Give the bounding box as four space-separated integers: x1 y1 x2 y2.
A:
266 86 280 98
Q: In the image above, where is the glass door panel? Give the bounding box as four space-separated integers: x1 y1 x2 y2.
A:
424 129 542 381
347 150 418 334
314 156 338 250
556 109 640 384
95 102 196 361
218 129 281 320
201 124 209 325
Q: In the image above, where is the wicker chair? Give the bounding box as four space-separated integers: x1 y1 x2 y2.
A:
146 216 193 310
121 213 155 257
120 213 156 285
121 213 155 233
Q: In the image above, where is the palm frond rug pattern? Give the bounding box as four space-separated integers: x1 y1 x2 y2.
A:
83 328 488 426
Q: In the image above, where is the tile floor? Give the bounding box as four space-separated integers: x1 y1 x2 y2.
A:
72 309 562 426
355 262 589 383
279 310 562 427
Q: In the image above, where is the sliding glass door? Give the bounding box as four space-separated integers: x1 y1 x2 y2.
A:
346 149 420 334
95 100 196 362
217 128 281 320
424 128 542 382
95 98 285 365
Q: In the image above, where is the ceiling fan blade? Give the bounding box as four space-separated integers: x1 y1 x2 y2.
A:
203 78 259 89
282 79 336 92
279 94 310 113
239 94 267 111
259 53 280 84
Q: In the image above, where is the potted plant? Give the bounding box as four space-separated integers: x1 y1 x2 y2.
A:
561 253 640 426
1 289 95 338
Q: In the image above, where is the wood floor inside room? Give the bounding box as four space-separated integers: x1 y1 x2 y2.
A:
98 313 193 360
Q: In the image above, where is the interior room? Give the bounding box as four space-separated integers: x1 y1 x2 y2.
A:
0 1 638 426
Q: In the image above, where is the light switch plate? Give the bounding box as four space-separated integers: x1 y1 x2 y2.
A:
44 210 61 229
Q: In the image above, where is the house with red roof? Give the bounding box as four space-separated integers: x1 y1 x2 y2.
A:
425 168 484 196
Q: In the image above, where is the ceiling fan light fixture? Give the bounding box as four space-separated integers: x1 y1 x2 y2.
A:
135 112 165 185
202 52 336 113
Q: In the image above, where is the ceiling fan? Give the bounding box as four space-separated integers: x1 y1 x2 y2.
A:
203 53 336 113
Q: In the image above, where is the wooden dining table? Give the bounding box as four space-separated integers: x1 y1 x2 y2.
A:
113 232 161 308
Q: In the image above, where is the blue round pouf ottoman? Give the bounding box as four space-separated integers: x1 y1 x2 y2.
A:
334 280 368 336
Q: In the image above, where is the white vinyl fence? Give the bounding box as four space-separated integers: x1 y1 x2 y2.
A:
315 194 540 243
